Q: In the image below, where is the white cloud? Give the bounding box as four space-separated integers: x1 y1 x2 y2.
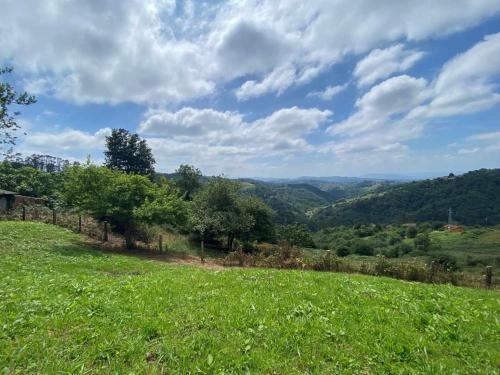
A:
354 44 424 87
411 32 500 118
308 83 348 100
19 128 111 153
328 75 429 136
2 0 500 103
325 33 500 162
139 106 331 173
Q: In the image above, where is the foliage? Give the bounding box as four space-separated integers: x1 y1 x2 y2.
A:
62 164 186 247
6 153 76 172
174 164 201 200
0 67 36 155
1 221 498 373
104 128 155 176
190 177 275 249
312 169 500 227
276 223 315 248
414 233 431 251
0 161 62 203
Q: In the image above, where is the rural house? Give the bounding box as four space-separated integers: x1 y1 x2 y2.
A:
0 189 47 211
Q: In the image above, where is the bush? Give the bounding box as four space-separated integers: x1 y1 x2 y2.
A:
336 246 350 257
352 239 374 256
406 226 417 238
414 233 431 251
429 254 460 271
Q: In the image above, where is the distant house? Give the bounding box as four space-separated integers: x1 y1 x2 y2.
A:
402 223 417 229
443 224 464 233
0 189 47 211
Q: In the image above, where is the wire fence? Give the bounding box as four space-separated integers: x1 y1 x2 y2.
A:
1 205 115 243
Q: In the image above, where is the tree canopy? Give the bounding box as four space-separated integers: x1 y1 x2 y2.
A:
104 128 155 176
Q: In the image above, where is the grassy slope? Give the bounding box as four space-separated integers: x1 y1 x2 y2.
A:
1 222 499 374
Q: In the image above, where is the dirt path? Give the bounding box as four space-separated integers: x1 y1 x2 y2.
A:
81 237 226 270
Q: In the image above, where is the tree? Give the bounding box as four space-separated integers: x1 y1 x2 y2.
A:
63 164 185 248
175 164 202 200
414 233 431 252
1 67 36 156
276 223 315 248
190 177 274 251
104 128 155 176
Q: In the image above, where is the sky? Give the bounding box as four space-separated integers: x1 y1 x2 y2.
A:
1 0 500 178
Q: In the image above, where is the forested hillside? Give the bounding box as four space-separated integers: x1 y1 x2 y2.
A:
312 169 500 227
238 179 394 225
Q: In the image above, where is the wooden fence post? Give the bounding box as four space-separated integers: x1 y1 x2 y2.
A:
103 221 108 242
22 206 26 221
52 209 56 225
159 235 163 252
485 266 492 288
430 261 437 282
78 215 82 233
200 239 205 264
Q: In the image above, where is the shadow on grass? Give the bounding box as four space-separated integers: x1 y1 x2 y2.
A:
50 236 225 269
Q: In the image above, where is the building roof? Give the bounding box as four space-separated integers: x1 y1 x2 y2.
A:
0 189 18 195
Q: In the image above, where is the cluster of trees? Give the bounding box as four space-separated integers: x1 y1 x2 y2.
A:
6 154 78 172
311 169 500 228
313 223 435 258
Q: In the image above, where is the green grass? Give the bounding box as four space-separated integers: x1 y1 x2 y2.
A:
430 227 500 273
1 221 499 374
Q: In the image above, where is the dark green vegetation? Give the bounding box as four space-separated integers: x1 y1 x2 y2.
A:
313 223 500 275
312 169 500 227
239 179 392 225
1 222 499 373
0 67 36 156
105 128 156 176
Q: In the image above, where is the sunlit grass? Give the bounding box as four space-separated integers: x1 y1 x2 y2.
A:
1 221 499 373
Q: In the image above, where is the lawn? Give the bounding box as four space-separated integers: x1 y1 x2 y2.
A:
0 221 499 374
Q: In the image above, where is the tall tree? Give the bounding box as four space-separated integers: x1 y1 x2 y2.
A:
175 164 202 200
104 128 155 176
0 67 36 156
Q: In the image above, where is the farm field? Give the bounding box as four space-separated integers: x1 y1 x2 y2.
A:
1 221 499 374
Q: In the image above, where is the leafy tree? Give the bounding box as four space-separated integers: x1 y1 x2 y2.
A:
104 128 155 176
414 233 431 252
190 177 274 250
0 67 36 155
239 196 276 242
406 226 418 238
0 161 61 203
336 245 350 257
63 164 185 248
276 223 315 248
351 239 374 256
175 164 202 200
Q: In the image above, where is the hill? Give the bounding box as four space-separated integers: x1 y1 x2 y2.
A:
1 221 499 373
239 179 396 225
312 169 500 228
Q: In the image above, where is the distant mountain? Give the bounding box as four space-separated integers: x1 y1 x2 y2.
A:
251 175 386 184
361 172 463 181
311 169 500 228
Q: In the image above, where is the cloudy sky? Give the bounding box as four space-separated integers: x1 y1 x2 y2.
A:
1 0 500 177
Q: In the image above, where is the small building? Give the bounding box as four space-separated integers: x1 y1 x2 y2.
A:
443 224 464 233
0 189 47 211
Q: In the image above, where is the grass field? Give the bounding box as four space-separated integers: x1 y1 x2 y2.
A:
1 222 499 373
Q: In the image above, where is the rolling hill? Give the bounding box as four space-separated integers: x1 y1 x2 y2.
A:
311 169 500 228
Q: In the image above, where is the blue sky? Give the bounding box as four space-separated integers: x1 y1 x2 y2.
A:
1 0 500 177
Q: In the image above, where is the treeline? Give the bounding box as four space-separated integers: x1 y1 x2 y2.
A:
311 169 500 227
0 128 314 251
